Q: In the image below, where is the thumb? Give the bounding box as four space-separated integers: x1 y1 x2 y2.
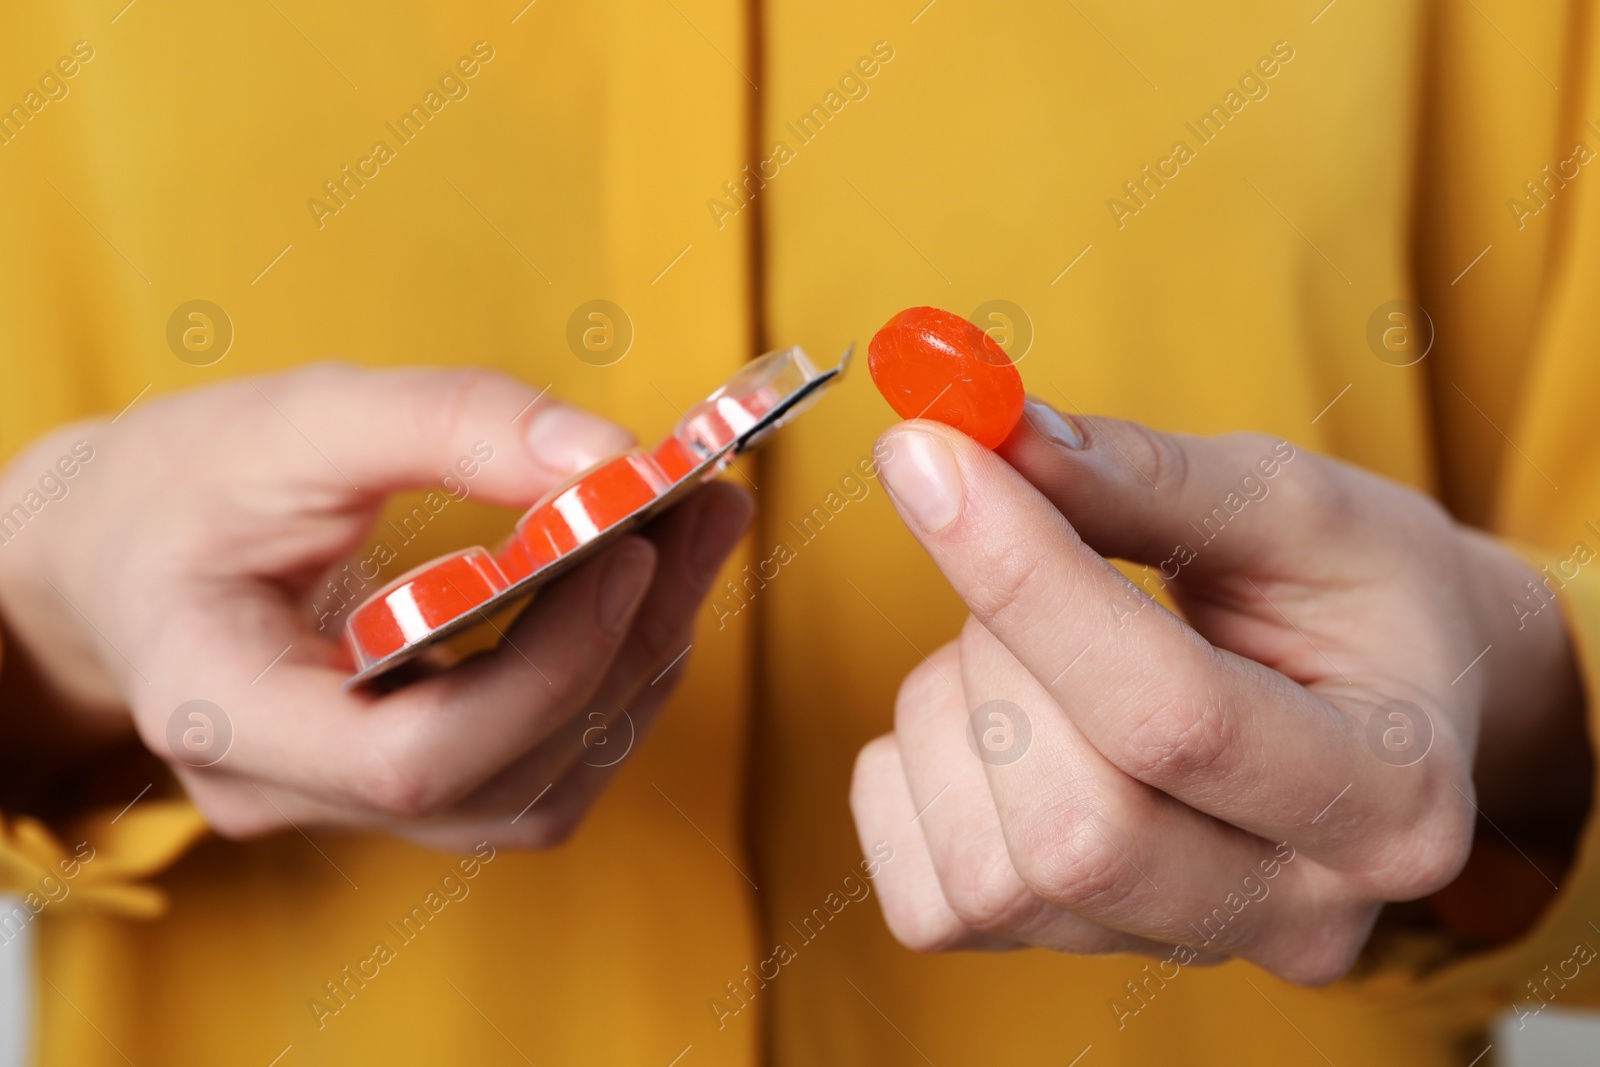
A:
252 364 635 506
995 398 1316 578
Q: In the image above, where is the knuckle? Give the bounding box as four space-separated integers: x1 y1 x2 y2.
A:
1121 679 1237 786
423 369 504 450
963 545 1050 631
939 849 1034 935
366 775 442 819
1121 420 1191 498
1269 919 1372 987
1267 448 1347 525
1132 422 1196 495
1366 784 1475 898
1011 818 1139 915
356 741 450 818
1396 844 1469 899
1411 820 1474 894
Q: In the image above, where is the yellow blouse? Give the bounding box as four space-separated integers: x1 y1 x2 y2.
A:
2 0 1599 1063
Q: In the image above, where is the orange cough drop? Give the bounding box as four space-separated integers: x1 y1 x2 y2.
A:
867 306 1024 448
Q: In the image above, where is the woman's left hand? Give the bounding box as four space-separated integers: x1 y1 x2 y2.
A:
849 401 1588 984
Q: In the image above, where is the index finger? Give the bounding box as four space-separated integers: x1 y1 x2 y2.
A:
239 365 635 507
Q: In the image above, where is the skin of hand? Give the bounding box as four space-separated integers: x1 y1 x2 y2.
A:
0 364 752 850
850 399 1589 985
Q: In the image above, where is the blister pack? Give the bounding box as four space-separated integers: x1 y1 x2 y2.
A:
344 345 851 685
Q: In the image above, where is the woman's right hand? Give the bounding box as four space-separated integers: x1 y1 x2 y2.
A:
0 364 751 850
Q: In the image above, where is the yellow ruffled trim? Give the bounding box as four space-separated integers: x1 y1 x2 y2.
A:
0 800 209 920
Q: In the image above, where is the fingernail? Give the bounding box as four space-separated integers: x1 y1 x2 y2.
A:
688 488 754 582
1024 399 1083 449
524 404 635 478
597 540 655 636
879 430 963 534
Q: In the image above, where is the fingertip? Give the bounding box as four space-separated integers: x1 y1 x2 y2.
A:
709 477 756 522
996 397 1078 464
522 401 637 482
1019 398 1084 449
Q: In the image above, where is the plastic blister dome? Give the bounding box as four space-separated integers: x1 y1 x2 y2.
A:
341 344 848 684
